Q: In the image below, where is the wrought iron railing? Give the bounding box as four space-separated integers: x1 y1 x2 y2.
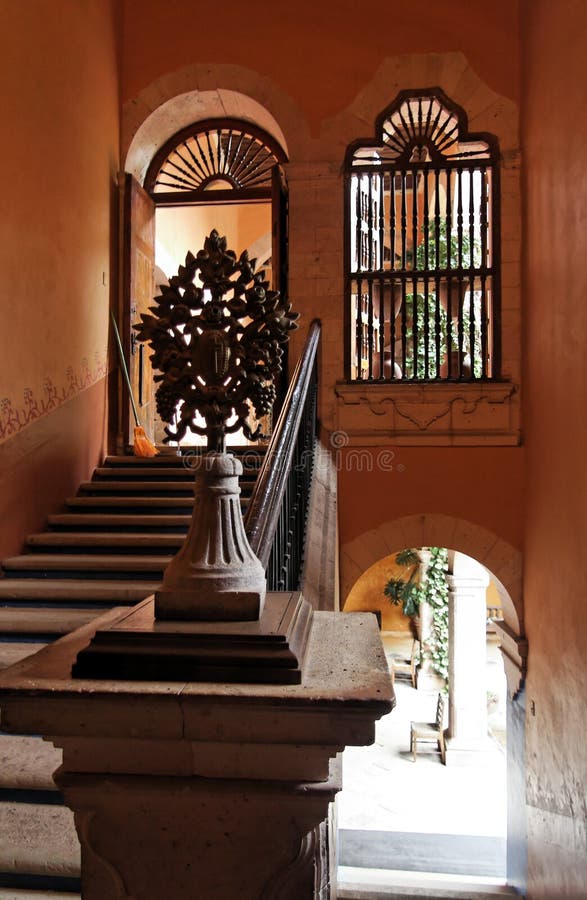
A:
245 320 320 591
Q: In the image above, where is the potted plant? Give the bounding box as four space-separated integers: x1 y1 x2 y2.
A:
383 548 423 637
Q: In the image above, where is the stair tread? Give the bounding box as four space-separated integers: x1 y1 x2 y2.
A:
0 802 79 876
93 466 195 479
103 447 264 465
65 495 195 508
0 644 48 670
2 554 172 571
0 579 160 600
48 514 192 527
0 609 105 633
79 480 196 492
26 533 184 549
0 736 61 792
0 891 80 899
81 479 255 491
94 465 261 478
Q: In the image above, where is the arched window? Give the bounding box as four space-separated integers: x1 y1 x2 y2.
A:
144 118 287 202
344 89 500 382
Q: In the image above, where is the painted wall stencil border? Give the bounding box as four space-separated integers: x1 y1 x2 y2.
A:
0 355 107 445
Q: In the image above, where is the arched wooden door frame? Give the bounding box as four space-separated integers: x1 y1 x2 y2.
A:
117 117 289 451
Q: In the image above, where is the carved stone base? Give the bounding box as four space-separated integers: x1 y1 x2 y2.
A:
0 608 393 900
62 770 335 900
155 452 266 622
72 592 313 684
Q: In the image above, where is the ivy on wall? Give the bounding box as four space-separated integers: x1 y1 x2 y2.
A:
423 547 449 681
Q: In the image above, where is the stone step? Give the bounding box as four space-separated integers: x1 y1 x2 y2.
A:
79 478 256 495
79 480 196 494
1 554 171 578
0 579 159 603
25 533 184 552
64 495 195 509
0 736 61 793
0 890 80 899
0 609 103 635
93 466 196 480
47 513 191 530
93 465 262 480
103 447 265 466
337 869 518 900
0 802 80 878
0 644 47 671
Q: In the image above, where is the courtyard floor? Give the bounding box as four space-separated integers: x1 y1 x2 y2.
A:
337 632 508 890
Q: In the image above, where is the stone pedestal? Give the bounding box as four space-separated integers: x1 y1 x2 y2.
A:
155 453 266 622
445 552 495 766
0 604 393 900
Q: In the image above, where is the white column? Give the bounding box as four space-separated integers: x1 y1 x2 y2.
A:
445 551 494 765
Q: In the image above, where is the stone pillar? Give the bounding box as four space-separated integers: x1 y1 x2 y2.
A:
445 551 494 765
0 606 393 900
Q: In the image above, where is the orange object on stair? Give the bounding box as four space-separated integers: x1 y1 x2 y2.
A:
133 426 159 458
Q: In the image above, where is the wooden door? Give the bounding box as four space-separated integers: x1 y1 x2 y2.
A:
271 164 288 299
271 165 289 414
119 173 156 449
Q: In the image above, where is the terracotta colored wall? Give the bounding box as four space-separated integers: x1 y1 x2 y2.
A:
522 1 587 895
338 447 524 552
155 203 271 278
0 0 120 555
121 0 520 126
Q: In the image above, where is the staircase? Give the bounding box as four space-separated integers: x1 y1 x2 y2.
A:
0 448 261 899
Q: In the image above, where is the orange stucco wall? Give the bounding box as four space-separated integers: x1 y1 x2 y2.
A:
120 0 520 129
0 0 120 555
522 1 587 895
338 447 524 552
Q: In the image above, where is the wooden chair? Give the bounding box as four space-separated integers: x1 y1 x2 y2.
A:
410 692 447 764
390 639 419 688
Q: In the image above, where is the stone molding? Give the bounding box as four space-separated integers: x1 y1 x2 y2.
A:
335 381 520 446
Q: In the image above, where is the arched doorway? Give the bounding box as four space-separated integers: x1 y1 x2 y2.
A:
118 106 289 449
339 517 528 894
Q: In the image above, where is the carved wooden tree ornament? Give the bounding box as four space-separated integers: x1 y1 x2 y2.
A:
134 230 298 451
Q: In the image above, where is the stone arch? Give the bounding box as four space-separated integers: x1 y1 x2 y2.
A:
122 65 312 184
340 512 522 635
319 50 518 158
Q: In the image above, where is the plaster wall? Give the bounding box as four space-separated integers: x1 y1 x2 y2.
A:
155 203 271 278
0 0 120 553
522 1 587 896
120 0 520 123
338 447 524 552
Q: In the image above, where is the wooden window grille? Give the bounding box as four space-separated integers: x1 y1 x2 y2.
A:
344 89 501 382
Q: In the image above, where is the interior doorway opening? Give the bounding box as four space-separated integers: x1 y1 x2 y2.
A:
119 115 288 451
153 200 273 447
338 546 510 896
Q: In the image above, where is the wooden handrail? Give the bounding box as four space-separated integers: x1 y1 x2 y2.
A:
245 320 321 576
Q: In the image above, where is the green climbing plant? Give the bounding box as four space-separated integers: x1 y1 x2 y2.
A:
383 546 450 681
422 547 450 681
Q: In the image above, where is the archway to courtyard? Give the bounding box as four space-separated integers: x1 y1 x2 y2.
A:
338 517 527 894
